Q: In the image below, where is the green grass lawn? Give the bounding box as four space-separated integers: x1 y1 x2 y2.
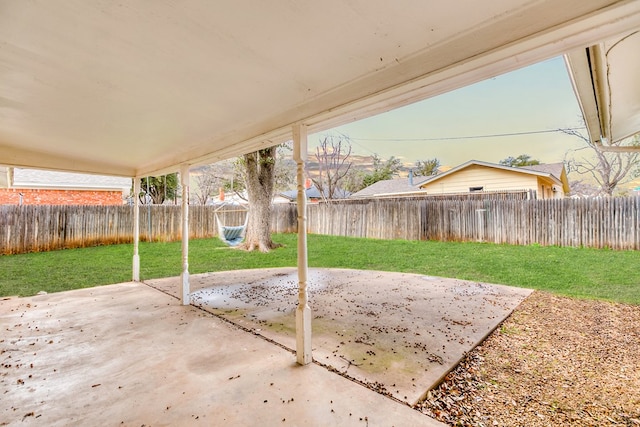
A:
1 233 638 304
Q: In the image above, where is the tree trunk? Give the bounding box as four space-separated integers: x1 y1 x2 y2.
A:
239 147 282 252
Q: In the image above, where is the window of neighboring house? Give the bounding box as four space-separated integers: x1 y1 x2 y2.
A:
541 185 550 199
469 186 484 192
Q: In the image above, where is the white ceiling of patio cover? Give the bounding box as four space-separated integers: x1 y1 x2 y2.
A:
1 1 639 177
566 30 640 145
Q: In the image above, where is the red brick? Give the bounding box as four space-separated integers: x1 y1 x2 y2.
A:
0 188 125 205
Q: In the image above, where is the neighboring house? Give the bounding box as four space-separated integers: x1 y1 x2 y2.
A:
350 175 431 198
0 167 131 205
272 194 294 204
280 179 350 202
204 191 253 208
418 160 569 199
350 161 570 200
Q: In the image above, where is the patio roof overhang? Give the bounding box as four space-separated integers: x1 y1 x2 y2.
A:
1 1 639 177
565 29 640 151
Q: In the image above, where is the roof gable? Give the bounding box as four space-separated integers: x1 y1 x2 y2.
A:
418 160 565 189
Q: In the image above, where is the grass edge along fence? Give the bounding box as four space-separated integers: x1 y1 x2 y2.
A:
1 196 639 254
0 204 297 255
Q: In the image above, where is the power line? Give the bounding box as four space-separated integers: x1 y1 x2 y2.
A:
344 127 586 143
316 131 379 155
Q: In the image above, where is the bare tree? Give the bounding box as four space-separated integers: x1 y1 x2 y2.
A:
562 129 640 196
192 164 228 205
311 135 353 199
568 179 602 197
273 142 296 193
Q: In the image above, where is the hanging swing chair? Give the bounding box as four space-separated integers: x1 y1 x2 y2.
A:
214 203 249 246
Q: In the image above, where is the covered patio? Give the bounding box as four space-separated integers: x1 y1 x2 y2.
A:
148 268 532 406
1 281 443 426
1 1 640 425
2 269 531 425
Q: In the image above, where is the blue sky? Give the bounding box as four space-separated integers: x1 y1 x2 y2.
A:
313 56 586 167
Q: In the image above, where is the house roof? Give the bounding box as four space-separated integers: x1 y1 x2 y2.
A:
519 163 565 180
1 1 638 178
5 167 131 191
417 160 567 189
350 177 430 198
521 163 570 193
280 185 350 201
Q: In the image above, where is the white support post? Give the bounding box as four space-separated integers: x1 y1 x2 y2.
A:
132 177 141 282
293 123 312 365
180 165 190 305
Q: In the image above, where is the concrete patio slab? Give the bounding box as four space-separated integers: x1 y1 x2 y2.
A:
0 282 443 426
147 268 532 405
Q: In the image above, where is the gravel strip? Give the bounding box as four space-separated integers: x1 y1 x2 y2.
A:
415 291 640 426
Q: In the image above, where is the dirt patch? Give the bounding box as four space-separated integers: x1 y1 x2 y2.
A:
416 291 640 426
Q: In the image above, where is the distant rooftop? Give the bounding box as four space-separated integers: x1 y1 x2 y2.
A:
350 176 430 198
4 167 131 191
280 184 350 201
519 163 565 180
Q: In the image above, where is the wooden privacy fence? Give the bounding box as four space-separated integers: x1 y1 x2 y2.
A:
419 197 640 249
1 196 639 254
0 205 297 254
303 196 640 250
304 191 532 241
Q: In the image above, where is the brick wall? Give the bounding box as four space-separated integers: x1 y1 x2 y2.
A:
0 188 125 205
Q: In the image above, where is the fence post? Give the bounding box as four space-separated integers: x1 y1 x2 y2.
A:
476 208 486 242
